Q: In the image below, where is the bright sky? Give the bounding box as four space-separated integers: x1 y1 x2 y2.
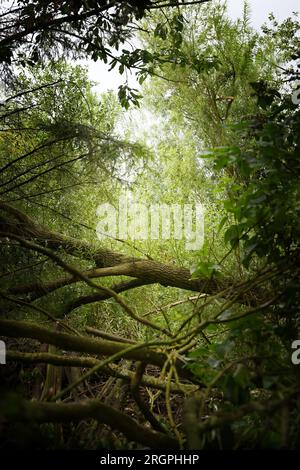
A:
227 0 299 26
85 0 300 95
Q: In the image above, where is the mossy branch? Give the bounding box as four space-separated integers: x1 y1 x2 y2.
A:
0 397 179 449
7 350 197 395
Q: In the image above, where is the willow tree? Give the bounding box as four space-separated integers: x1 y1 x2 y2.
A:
1 1 300 451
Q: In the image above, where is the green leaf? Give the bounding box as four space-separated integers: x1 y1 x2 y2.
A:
224 225 240 247
188 346 208 358
154 23 168 40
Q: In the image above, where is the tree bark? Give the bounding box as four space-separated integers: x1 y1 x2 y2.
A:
7 350 198 394
0 397 179 449
0 319 191 378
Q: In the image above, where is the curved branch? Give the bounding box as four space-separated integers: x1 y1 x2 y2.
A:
64 279 152 314
7 350 197 395
0 319 190 375
0 397 178 449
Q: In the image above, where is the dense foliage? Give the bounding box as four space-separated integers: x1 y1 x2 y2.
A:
0 0 300 450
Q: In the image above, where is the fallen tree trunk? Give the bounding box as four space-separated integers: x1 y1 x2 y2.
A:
0 201 262 307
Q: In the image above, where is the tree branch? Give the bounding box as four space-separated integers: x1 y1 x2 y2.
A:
7 350 197 395
0 319 189 374
0 397 178 448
